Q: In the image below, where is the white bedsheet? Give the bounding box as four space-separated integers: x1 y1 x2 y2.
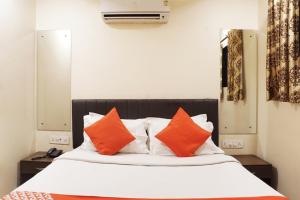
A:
17 149 283 199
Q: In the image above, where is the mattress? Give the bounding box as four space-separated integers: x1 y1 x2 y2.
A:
8 149 286 200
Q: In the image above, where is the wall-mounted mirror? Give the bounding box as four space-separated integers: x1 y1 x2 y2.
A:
219 29 257 134
37 30 71 131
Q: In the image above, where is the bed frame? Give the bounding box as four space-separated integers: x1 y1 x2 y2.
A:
72 99 219 149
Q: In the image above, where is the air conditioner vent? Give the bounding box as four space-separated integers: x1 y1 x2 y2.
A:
104 13 161 19
101 0 170 24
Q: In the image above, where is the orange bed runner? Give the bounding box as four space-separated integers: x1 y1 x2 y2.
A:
1 192 288 200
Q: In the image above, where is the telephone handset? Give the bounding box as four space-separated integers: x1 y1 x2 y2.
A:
47 148 63 158
47 148 56 156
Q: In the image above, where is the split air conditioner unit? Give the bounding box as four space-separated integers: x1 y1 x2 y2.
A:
101 0 170 24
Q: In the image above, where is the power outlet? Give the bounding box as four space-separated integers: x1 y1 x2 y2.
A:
49 135 69 145
222 139 244 149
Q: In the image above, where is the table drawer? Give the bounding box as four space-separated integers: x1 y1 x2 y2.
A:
244 165 273 178
20 161 51 174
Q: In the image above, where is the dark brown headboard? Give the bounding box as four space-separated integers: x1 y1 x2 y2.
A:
72 99 219 149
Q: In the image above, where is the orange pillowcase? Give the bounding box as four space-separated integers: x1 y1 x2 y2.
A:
84 108 135 155
156 107 211 157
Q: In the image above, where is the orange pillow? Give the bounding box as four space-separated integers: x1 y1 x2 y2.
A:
156 107 211 157
84 108 135 155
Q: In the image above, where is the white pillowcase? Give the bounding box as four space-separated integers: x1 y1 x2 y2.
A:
80 112 149 154
147 114 224 156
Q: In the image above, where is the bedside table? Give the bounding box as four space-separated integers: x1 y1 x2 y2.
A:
233 155 274 188
19 152 54 185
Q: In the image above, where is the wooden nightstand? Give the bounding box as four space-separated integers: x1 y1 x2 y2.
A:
19 152 54 185
233 155 274 188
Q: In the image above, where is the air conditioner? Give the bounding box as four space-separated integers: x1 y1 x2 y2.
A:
101 0 170 24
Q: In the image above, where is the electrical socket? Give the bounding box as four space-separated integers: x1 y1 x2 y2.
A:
49 135 69 145
222 139 244 149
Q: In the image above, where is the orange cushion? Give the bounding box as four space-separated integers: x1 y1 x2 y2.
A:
84 108 135 155
156 107 211 157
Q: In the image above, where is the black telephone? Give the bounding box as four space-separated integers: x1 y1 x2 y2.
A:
31 148 63 160
47 148 63 158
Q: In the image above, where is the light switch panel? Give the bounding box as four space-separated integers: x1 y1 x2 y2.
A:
49 135 69 145
222 139 245 149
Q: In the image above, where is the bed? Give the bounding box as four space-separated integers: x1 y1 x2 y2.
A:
4 99 287 200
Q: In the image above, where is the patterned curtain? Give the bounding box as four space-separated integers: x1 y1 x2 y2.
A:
227 30 244 102
267 0 300 103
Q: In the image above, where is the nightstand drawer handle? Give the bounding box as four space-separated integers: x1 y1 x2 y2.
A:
35 167 45 171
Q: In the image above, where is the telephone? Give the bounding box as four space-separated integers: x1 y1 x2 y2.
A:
31 148 63 160
47 148 63 158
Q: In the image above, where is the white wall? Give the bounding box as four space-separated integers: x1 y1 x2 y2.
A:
0 0 36 196
35 0 258 152
257 1 300 200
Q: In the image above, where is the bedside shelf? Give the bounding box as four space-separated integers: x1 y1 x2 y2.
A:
233 155 274 188
19 152 54 185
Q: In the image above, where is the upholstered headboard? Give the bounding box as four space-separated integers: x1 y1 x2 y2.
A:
72 99 219 149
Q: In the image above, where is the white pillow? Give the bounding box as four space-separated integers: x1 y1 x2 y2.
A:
80 112 149 154
147 114 224 156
